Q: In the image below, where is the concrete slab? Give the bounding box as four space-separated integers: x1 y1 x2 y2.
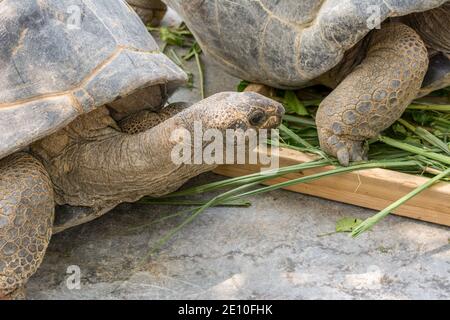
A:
26 9 450 300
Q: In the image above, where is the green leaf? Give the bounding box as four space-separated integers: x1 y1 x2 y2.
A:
149 23 195 48
283 114 316 127
392 123 408 136
404 136 423 146
279 124 314 149
237 80 250 92
283 91 309 116
182 42 202 61
410 110 435 125
335 217 363 233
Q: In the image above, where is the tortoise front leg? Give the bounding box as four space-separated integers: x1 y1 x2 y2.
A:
316 23 429 166
0 153 54 299
127 0 167 26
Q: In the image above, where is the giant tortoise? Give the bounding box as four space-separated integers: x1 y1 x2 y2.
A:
164 0 450 165
0 0 283 299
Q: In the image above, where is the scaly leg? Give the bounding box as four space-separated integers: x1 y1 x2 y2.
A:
316 23 429 165
0 153 54 299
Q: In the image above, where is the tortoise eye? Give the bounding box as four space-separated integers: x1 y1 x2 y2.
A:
249 110 266 126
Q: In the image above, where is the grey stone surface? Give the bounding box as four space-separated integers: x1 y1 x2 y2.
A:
27 176 450 300
26 10 450 300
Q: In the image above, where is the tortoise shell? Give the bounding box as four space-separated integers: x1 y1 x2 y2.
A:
0 0 187 159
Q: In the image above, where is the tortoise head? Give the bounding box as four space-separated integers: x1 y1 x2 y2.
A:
177 92 284 133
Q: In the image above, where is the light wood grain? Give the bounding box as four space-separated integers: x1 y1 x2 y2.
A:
214 148 450 226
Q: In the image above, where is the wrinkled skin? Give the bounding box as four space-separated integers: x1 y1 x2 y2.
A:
162 0 450 165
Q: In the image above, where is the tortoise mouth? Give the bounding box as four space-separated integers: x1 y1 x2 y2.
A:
264 115 283 129
261 103 285 129
252 114 282 131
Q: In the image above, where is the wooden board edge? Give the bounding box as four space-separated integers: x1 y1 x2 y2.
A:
213 148 450 226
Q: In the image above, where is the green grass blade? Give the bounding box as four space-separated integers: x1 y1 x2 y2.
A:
127 208 195 233
279 124 314 149
167 159 332 197
139 198 251 207
379 136 450 165
397 119 450 155
283 114 317 127
147 182 261 256
408 103 450 112
284 91 309 116
227 160 421 201
351 167 450 237
194 49 205 99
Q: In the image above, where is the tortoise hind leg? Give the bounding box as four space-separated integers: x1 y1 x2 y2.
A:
0 153 54 299
316 23 429 166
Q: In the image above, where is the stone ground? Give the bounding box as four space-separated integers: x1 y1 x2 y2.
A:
27 10 450 300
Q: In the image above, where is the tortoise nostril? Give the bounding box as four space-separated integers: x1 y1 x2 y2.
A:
276 104 285 117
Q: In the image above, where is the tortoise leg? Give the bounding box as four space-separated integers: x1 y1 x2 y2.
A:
0 153 54 299
127 0 167 26
119 102 189 134
316 23 429 166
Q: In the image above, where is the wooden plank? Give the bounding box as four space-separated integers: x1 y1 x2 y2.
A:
214 147 450 226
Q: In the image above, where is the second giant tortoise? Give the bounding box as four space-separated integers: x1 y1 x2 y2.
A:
0 0 283 299
165 0 450 165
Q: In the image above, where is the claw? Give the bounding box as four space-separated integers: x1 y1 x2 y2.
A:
349 141 368 163
319 131 368 166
